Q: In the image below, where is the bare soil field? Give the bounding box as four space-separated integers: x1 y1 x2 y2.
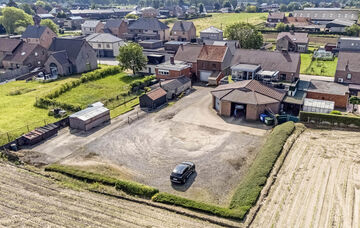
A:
252 129 360 228
27 86 268 206
0 162 225 228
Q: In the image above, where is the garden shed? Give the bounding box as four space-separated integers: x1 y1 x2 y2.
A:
139 87 167 110
69 102 110 131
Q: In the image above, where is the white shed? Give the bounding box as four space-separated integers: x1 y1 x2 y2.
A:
69 102 110 131
303 98 335 113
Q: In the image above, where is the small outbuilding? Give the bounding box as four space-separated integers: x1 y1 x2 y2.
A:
139 87 167 110
69 102 110 131
160 76 191 99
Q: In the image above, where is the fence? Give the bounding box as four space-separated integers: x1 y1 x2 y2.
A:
0 118 69 148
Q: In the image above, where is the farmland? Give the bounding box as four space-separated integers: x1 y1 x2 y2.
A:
165 13 267 35
252 129 360 227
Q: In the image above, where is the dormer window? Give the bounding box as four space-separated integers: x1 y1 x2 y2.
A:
347 73 352 80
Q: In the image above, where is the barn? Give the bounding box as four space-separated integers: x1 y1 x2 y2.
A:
160 76 191 99
139 88 167 110
69 102 110 131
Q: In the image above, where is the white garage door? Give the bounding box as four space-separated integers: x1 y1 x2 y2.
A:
215 97 220 111
200 71 212 82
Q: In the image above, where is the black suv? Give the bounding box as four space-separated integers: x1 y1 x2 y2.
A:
170 162 195 184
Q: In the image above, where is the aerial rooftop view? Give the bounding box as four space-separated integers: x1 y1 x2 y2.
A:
0 0 360 227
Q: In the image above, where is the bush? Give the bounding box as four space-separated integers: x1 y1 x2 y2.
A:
129 75 156 91
330 110 342 115
300 111 360 127
229 122 295 214
45 164 158 198
152 192 246 220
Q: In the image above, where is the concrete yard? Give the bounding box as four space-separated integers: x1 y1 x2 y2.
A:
252 129 360 228
28 86 269 206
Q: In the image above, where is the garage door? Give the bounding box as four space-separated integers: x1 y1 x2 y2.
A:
200 71 212 82
215 97 220 111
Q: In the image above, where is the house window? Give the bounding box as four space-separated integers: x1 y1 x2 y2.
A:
159 70 169 75
106 44 110 48
35 52 38 56
212 63 216 69
98 44 101 48
347 73 352 80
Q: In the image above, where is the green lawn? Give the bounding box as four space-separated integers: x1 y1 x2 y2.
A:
300 54 338 77
54 72 138 109
165 13 267 36
0 77 80 141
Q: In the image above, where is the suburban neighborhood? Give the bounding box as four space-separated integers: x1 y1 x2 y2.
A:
0 0 360 227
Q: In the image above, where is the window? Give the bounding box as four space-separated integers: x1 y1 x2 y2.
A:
347 73 352 80
98 44 101 48
212 63 216 69
106 44 110 48
159 70 169 75
35 52 38 56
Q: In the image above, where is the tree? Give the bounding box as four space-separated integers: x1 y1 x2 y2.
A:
214 2 221 10
223 1 231 8
0 7 33 34
345 24 360 37
35 0 46 8
40 19 58 34
7 0 17 8
349 96 360 113
125 13 138 19
57 11 67 18
117 43 148 76
225 22 263 49
19 3 35 15
279 4 287 12
245 5 257 13
276 22 286 31
199 3 204 13
287 2 302 11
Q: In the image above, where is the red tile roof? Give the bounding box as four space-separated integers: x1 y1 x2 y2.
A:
198 45 228 62
147 87 167 100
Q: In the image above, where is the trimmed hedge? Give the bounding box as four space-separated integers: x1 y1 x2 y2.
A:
300 111 360 127
152 192 246 220
229 122 295 213
45 164 158 198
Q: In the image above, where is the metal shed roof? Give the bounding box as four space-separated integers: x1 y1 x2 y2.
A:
70 106 109 121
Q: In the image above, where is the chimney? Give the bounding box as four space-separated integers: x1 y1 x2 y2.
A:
170 56 175 65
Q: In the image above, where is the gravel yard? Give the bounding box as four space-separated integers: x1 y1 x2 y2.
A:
28 86 268 206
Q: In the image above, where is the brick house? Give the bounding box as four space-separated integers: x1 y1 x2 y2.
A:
102 19 128 39
2 42 47 70
306 80 349 109
21 25 57 49
0 38 22 67
211 80 285 120
197 45 232 83
276 32 309 53
81 20 104 35
335 51 360 95
170 21 196 41
155 57 191 80
174 44 203 78
267 12 285 27
126 18 169 41
200 26 223 41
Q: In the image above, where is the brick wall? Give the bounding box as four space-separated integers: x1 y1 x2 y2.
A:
155 67 191 80
306 91 349 109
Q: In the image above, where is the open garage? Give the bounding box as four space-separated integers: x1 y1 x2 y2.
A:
211 80 286 120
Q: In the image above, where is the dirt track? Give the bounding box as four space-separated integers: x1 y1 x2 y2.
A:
252 129 360 228
0 162 226 228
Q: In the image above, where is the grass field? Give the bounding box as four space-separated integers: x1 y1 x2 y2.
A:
300 54 338 77
0 77 80 135
165 13 267 36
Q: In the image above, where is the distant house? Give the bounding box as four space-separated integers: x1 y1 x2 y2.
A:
200 26 223 41
326 19 355 33
64 16 85 30
197 45 232 84
337 37 360 52
139 87 167 110
211 80 286 120
21 25 57 49
335 51 360 95
174 43 203 77
306 80 349 109
202 40 240 54
283 17 317 31
45 38 97 76
103 19 128 39
85 33 125 57
126 18 169 41
231 49 301 82
267 12 285 26
0 38 22 68
293 9 359 25
155 57 191 80
276 32 309 53
2 42 47 70
170 21 196 41
38 14 55 20
81 20 104 35
160 76 191 99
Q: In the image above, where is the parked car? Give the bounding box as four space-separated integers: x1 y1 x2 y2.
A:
170 162 195 184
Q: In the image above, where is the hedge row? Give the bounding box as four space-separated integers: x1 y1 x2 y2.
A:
299 111 360 127
152 192 245 220
129 75 156 91
229 122 295 213
45 164 159 199
35 97 82 112
46 66 122 100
